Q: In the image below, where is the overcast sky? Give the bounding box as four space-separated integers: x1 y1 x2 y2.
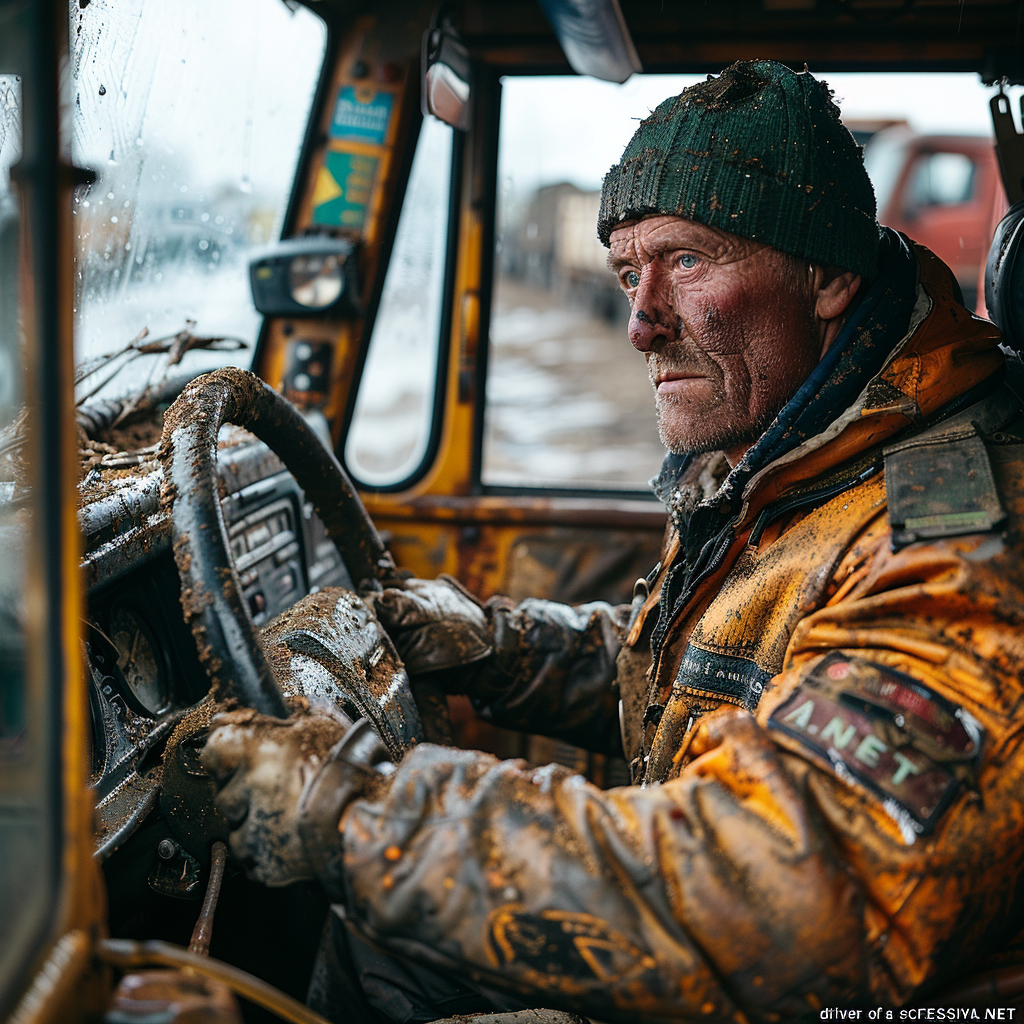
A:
70 0 325 198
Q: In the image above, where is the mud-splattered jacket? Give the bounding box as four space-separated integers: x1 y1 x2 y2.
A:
328 231 1024 1022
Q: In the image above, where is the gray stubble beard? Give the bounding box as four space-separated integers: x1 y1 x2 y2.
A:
655 389 784 458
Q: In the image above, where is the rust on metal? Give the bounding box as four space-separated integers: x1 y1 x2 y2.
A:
189 841 228 957
366 493 666 530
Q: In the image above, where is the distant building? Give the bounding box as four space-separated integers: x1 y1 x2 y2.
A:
503 181 627 322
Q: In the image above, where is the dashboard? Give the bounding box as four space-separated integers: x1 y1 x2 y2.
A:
80 426 353 869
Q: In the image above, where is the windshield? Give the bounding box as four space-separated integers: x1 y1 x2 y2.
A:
71 0 327 402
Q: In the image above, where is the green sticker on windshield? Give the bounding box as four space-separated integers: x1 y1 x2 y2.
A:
311 151 377 229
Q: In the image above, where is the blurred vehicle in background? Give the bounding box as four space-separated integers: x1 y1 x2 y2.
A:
864 126 1003 309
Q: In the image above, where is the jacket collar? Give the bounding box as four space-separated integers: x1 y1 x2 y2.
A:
652 229 1004 538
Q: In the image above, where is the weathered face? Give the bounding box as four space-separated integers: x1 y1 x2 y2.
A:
608 215 827 461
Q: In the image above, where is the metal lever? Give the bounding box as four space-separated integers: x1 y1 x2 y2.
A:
189 841 228 957
991 86 1024 205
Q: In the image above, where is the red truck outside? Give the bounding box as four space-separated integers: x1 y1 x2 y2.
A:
862 125 1005 312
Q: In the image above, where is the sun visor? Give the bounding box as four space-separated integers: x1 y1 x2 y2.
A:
536 0 642 84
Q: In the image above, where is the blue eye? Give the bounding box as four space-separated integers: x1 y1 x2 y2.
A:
679 254 698 269
625 270 640 288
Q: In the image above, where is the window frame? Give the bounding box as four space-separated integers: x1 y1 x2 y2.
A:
339 115 464 494
0 0 79 1014
472 63 1008 501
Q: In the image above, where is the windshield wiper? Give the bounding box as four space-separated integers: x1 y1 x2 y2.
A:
75 320 248 411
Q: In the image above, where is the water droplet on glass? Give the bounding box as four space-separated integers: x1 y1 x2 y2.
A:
239 175 252 195
98 84 106 96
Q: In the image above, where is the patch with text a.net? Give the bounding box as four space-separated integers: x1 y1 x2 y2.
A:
767 653 983 836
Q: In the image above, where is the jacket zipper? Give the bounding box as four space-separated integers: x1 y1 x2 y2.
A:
748 459 883 548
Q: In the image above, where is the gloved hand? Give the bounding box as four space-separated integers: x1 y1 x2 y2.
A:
368 575 492 676
200 707 390 887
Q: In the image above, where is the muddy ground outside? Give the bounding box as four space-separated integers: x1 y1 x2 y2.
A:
483 274 666 491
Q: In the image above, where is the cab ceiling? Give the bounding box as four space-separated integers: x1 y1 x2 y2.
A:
313 0 1024 79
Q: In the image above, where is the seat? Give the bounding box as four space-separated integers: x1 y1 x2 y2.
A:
985 199 1024 352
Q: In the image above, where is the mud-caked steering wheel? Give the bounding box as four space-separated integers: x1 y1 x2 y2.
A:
158 367 424 752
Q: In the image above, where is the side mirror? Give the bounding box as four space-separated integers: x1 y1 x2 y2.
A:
249 237 359 317
421 14 471 132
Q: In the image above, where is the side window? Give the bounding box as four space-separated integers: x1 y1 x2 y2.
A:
483 77 685 491
345 118 454 488
0 75 18 436
485 73 1008 492
0 78 25 746
905 151 977 211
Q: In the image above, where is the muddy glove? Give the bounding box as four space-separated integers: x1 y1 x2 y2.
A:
201 708 392 888
369 575 492 677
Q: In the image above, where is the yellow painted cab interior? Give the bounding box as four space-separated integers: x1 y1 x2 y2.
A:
3 0 1024 1021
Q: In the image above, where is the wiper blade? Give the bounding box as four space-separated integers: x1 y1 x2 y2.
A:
75 320 248 409
135 321 248 367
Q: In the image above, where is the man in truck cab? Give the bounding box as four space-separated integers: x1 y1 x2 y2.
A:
201 59 1024 1021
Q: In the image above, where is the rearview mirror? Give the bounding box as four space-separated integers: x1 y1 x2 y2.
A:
249 237 358 317
421 14 471 132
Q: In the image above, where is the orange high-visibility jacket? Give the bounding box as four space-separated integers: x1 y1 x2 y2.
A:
329 241 1024 1021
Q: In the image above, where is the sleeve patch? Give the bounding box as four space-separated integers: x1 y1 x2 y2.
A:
767 653 984 838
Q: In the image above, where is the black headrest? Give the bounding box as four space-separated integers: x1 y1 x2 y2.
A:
985 200 1024 352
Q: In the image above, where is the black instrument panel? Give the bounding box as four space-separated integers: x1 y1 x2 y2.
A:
223 481 350 628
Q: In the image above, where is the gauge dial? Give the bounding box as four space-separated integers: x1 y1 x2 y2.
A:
110 605 168 715
288 253 344 308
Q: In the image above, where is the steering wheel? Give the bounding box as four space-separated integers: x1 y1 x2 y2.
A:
157 367 423 746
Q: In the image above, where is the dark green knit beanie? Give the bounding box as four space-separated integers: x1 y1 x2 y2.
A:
598 60 880 280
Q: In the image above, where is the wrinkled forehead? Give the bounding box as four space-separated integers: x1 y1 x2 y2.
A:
607 215 766 263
